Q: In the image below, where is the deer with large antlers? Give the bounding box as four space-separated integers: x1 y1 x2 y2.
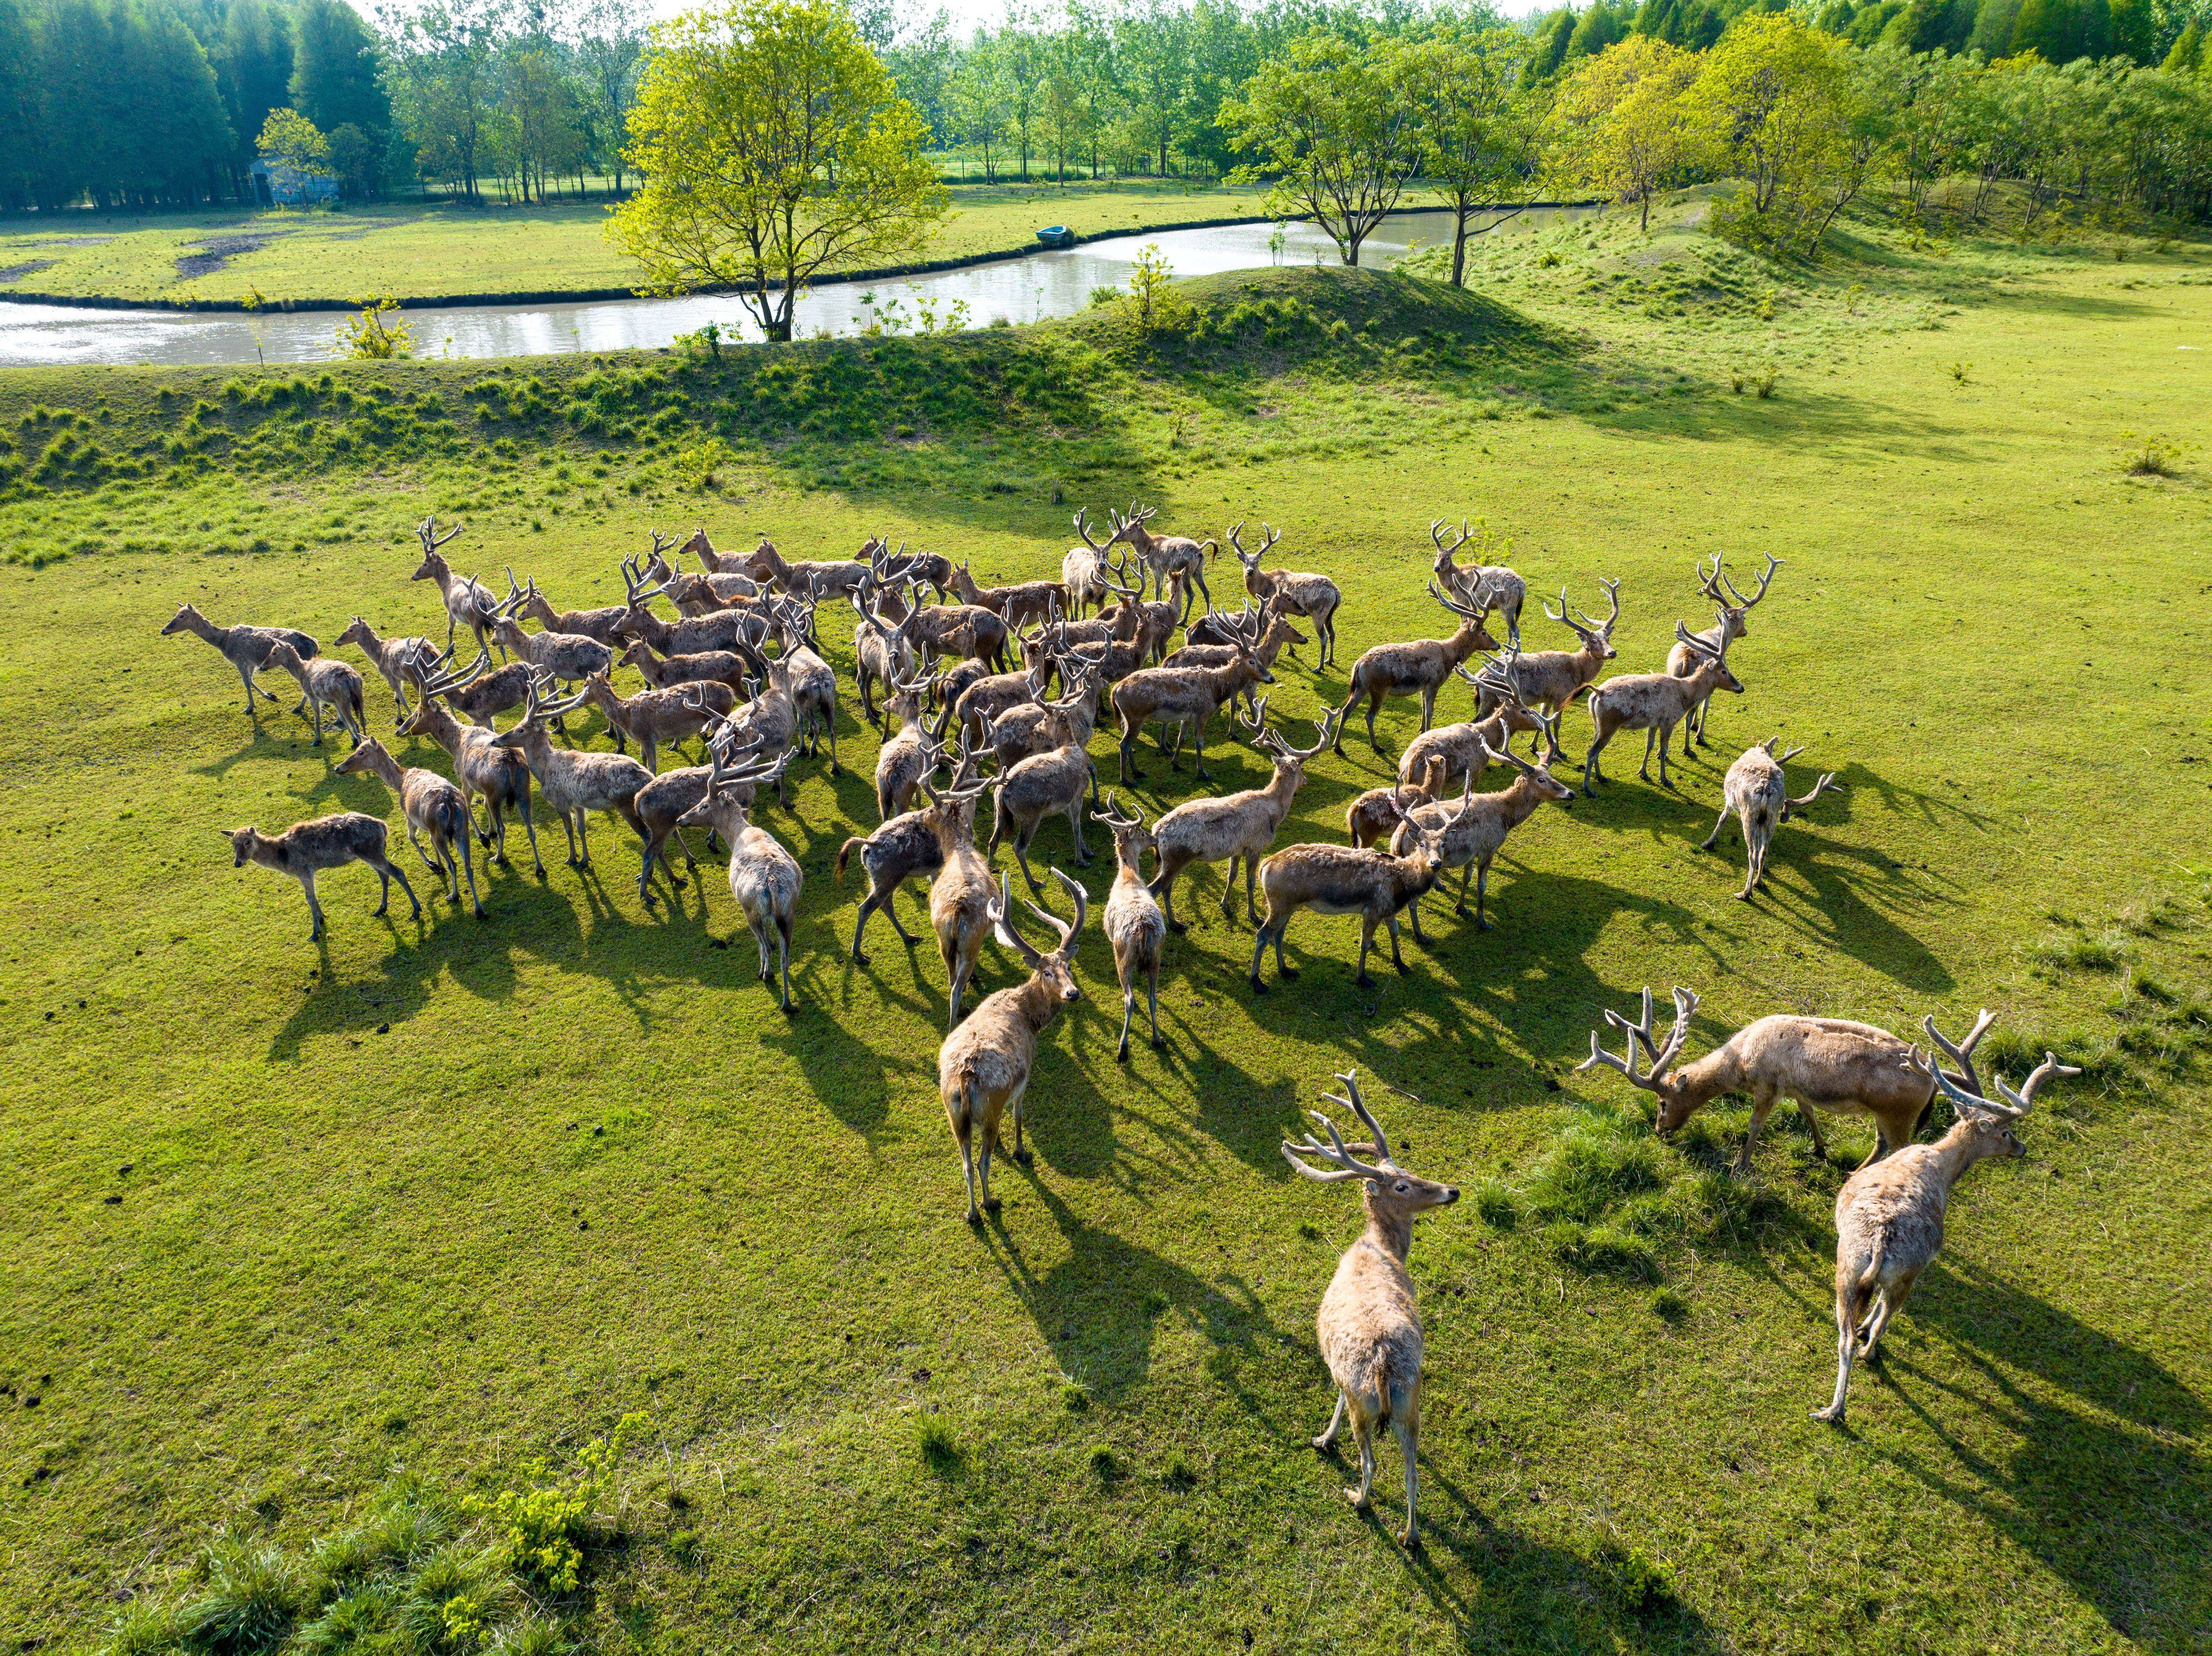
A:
927 770 1002 1028
334 737 486 917
947 560 1067 634
850 587 918 728
865 536 954 603
490 676 652 869
335 617 437 730
985 659 1102 802
939 661 1048 749
490 579 615 689
616 640 749 698
1471 582 1621 760
1429 519 1525 643
1148 706 1336 931
743 536 870 601
410 647 532 731
258 640 367 749
1231 521 1343 668
397 692 545 877
768 594 842 775
1104 503 1216 620
1333 584 1499 757
1282 1068 1460 1547
1390 736 1573 937
578 670 733 773
1249 795 1466 991
1060 508 1122 619
1396 664 1551 795
873 580 1009 674
1095 793 1166 1061
1815 1046 2077 1426
1580 618 1744 796
159 603 317 715
1698 739 1839 898
1576 988 2005 1174
219 814 419 941
1346 756 1452 851
677 747 804 1012
872 674 940 823
936 869 1087 1222
986 689 1098 890
836 743 979 965
1109 619 1270 784
410 518 502 658
1162 595 1309 721
614 576 763 659
512 569 633 646
1669 553 1780 753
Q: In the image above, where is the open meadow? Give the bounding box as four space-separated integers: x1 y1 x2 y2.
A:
0 193 2207 1653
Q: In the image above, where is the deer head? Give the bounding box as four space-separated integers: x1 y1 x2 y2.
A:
988 867 1087 1002
1920 1039 2079 1162
1577 986 1704 1128
1281 1068 1460 1238
1542 578 1621 657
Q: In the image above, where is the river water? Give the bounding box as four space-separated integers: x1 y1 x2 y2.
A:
0 206 1590 370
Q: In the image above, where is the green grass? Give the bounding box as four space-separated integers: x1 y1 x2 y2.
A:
0 180 1273 305
1 193 2209 1653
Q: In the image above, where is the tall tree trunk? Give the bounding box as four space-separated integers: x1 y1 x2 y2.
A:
1451 209 1469 286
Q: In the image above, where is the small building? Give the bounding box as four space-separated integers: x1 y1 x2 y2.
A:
249 158 340 208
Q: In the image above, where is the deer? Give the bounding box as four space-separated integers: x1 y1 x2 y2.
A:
836 750 982 966
1814 1047 2077 1426
710 642 800 807
948 559 1066 634
219 814 419 941
1106 563 1187 664
1104 503 1216 620
491 576 615 684
1669 553 1781 753
159 603 317 715
1429 519 1525 643
1346 755 1451 850
1576 988 2005 1175
1161 596 1309 719
257 640 367 749
874 580 1009 673
334 737 485 917
935 869 1087 1221
743 536 871 601
579 670 733 773
1396 666 1551 795
408 647 532 731
1109 621 1270 784
1333 584 1499 758
1390 736 1574 937
1061 508 1120 618
986 689 1097 890
768 594 841 775
1095 793 1166 1061
1249 793 1466 991
1231 521 1344 668
409 517 502 658
865 536 953 603
617 640 749 698
1471 581 1621 760
679 526 754 577
511 568 632 646
397 693 545 877
1283 1069 1460 1548
1698 739 1840 898
928 771 1002 1028
676 746 804 1013
335 617 438 730
873 675 940 823
614 575 763 659
1581 617 1745 796
490 675 652 869
941 661 1048 750
985 659 1103 803
850 587 918 727
1148 707 1336 931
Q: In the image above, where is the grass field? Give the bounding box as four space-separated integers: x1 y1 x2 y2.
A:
0 192 2207 1653
0 180 1273 307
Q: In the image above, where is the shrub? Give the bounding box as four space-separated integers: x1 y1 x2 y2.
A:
1524 1112 1666 1224
174 1537 305 1653
2118 431 2194 478
1471 1177 1519 1230
468 1412 644 1593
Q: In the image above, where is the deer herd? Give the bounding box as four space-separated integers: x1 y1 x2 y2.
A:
166 506 2075 1545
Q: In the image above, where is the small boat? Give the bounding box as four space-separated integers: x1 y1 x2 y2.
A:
1036 225 1076 250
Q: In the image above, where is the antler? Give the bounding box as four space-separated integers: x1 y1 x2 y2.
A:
1429 518 1473 561
1693 553 1727 603
1223 519 1247 560
1094 789 1145 832
1427 580 1487 624
1282 1067 1397 1183
1926 1046 2079 1120
1073 506 1106 550
1576 986 1700 1093
1584 576 1622 635
1720 552 1783 610
1674 613 1729 662
417 515 462 552
1921 1008 1998 1096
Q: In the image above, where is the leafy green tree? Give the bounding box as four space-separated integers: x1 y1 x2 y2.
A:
0 0 46 212
2012 0 2111 60
1525 7 1578 81
1552 31 1703 232
380 0 506 200
257 106 331 171
1398 25 1542 281
1114 0 1193 177
609 0 946 342
1568 0 1632 60
947 47 1013 181
494 44 584 201
1969 0 2025 56
571 0 648 191
2165 18 2203 65
216 0 295 182
292 0 391 153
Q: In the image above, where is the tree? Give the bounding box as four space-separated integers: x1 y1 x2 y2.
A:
381 0 506 200
496 43 584 201
217 0 295 185
1398 26 1542 283
1218 30 1421 268
1525 8 1577 81
1552 31 1701 232
609 0 946 342
1690 11 1850 217
292 0 391 146
947 46 1012 180
1114 0 1192 177
258 106 331 171
571 0 648 191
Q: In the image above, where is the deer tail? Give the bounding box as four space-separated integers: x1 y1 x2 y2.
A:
1369 1354 1393 1425
834 836 861 882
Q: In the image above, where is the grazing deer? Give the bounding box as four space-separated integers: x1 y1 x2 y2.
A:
410 647 532 730
743 536 870 601
1061 508 1119 618
850 588 918 727
614 576 763 659
491 676 652 869
1576 988 2002 1174
1333 585 1499 757
1669 553 1781 753
677 747 804 1012
1109 621 1269 784
1104 503 1215 620
837 755 981 966
617 640 749 698
1581 618 1743 796
159 603 317 714
336 617 437 729
1390 736 1573 936
220 814 419 941
927 773 1001 1028
1699 739 1839 898
398 693 545 877
1429 519 1525 643
1162 596 1308 719
873 676 940 822
1815 1048 2076 1425
579 670 733 773
948 560 1066 634
1282 1068 1459 1547
1232 521 1343 668
987 690 1097 890
1249 798 1465 990
334 737 485 917
410 518 501 658
936 869 1087 1221
1346 756 1451 850
1472 582 1621 760
258 640 366 749
1096 793 1166 1060
1148 708 1336 930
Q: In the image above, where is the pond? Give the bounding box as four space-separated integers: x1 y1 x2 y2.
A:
0 205 1594 370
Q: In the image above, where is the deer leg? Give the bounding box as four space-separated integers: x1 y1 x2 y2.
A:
1405 893 1427 945
777 914 796 1013
883 887 921 944
516 798 546 879
1013 829 1044 893
1346 1408 1377 1511
1067 799 1088 865
1146 959 1161 1048
825 708 840 776
1581 726 1612 796
1116 970 1136 1062
1388 913 1411 974
1273 911 1296 978
298 871 325 940
1813 1271 1870 1424
1419 687 1436 734
1795 1099 1829 1160
1188 568 1210 620
1734 1090 1777 1176
310 698 326 746
1154 862 1187 933
1193 721 1211 781
1699 800 1732 852
559 810 582 867
1354 917 1379 989
1861 1265 1920 1359
1636 726 1657 784
1118 729 1142 783
1249 925 1270 990
1472 855 1495 931
1742 827 1768 898
1245 856 1261 927
1366 694 1384 756
404 825 442 877
955 1102 982 1224
1453 859 1476 920
457 831 485 918
1391 1397 1421 1548
1313 1390 1346 1450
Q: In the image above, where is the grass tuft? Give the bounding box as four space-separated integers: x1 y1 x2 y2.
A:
916 1414 962 1475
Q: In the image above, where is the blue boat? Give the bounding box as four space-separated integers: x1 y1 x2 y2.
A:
1036 225 1076 250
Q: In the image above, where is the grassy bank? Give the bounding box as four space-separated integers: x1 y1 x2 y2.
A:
0 197 2207 1653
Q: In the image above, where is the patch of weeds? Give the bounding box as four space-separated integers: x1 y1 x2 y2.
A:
1597 1541 1677 1614
916 1414 962 1474
1950 359 1972 383
1061 1382 1091 1413
1161 1454 1198 1490
1547 1221 1659 1280
2128 969 2177 1005
1649 1286 1690 1323
2118 431 2194 478
1471 1177 1518 1229
1524 1109 1666 1224
668 1530 699 1565
1088 1444 1124 1481
174 1536 305 1653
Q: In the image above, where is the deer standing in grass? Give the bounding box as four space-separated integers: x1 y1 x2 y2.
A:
927 775 1001 1028
873 675 940 823
1148 708 1336 931
617 640 749 698
579 671 733 773
936 869 1086 1222
336 617 437 730
1061 508 1119 618
1699 740 1839 898
1105 503 1215 620
220 815 419 941
491 676 652 869
1429 519 1525 643
677 747 804 1013
1162 596 1308 722
258 640 366 749
1668 553 1781 754
1345 756 1451 851
850 587 918 727
1396 670 1549 795
1333 586 1498 757
1815 1048 2076 1425
837 757 981 966
335 737 485 917
1577 988 2002 1175
410 648 531 731
398 694 544 877
513 570 633 646
1232 521 1343 669
1249 797 1466 991
1096 794 1166 1061
1283 1068 1459 1548
491 579 614 687
1390 734 1573 937
1581 618 1743 795
159 603 316 714
987 688 1098 890
410 518 501 658
767 595 841 774
1472 582 1621 760
948 560 1066 634
743 536 870 601
1109 621 1269 784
